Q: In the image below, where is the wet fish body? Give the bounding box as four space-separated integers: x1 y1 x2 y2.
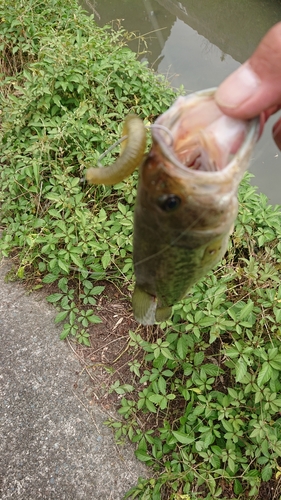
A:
132 89 259 325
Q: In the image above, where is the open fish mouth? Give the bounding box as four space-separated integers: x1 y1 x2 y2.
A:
132 88 259 325
151 88 258 176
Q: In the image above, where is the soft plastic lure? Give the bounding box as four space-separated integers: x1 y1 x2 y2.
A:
86 114 146 185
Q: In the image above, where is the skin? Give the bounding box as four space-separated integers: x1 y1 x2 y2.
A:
86 114 146 185
215 22 281 150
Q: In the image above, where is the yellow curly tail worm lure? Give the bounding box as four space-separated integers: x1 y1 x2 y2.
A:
85 114 146 186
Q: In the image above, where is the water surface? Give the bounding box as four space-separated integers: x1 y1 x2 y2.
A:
82 0 281 204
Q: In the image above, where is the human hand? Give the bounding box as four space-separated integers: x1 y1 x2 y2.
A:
215 22 281 149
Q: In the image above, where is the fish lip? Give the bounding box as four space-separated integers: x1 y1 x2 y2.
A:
151 87 260 184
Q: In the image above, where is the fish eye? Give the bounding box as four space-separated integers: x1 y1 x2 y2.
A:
157 194 181 212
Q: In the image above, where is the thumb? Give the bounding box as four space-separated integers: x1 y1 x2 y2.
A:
215 22 281 119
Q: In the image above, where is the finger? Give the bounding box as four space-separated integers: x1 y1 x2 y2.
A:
215 23 281 119
273 117 281 150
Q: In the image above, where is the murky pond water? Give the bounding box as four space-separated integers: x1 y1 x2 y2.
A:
81 0 281 204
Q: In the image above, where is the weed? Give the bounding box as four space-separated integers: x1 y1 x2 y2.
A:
0 0 176 345
110 178 281 499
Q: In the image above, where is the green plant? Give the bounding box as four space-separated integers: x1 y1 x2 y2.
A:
0 0 177 345
107 178 281 498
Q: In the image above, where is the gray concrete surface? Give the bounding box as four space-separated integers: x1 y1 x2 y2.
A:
0 258 147 500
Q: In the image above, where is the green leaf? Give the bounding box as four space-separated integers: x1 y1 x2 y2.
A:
42 274 59 284
52 94 61 106
274 307 281 323
58 259 69 273
47 293 63 303
222 420 233 433
271 399 281 407
145 400 157 413
203 363 221 376
157 376 166 395
55 310 69 323
268 347 278 360
261 465 272 481
239 300 254 320
45 193 62 202
48 209 62 218
194 352 204 367
228 457 236 473
58 277 68 293
177 336 189 359
167 393 176 400
257 362 272 386
228 308 237 321
234 479 243 495
81 336 91 347
135 450 153 462
101 250 111 269
70 253 84 268
91 285 105 295
235 357 248 382
269 359 281 370
32 161 40 186
149 394 164 404
249 427 261 439
160 347 174 360
172 431 194 445
114 86 122 99
211 445 222 456
60 328 71 340
198 316 216 327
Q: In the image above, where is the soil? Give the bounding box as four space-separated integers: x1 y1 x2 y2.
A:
74 281 145 407
72 281 164 438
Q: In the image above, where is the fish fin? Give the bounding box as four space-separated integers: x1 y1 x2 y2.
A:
155 306 173 323
202 236 227 266
132 285 157 325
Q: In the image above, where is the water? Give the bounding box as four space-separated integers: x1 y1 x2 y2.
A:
82 0 281 204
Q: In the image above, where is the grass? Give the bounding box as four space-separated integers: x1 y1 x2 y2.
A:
1 0 281 498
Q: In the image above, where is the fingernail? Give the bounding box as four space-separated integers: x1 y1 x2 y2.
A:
216 63 261 108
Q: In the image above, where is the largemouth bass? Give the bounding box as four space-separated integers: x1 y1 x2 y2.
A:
86 88 259 325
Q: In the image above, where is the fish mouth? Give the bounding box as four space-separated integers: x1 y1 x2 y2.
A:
151 88 259 181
